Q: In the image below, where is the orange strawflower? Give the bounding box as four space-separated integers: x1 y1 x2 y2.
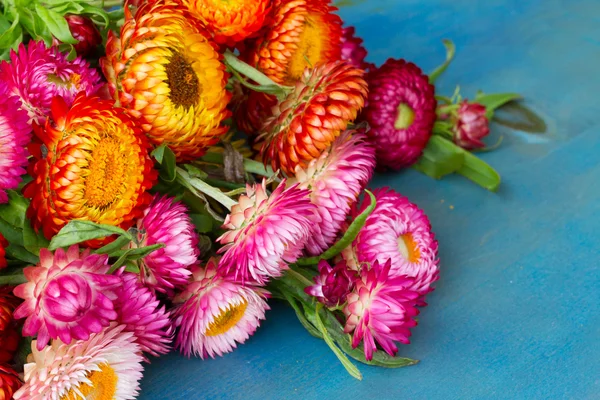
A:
243 0 343 85
258 61 368 175
183 0 273 46
101 0 231 162
24 93 156 245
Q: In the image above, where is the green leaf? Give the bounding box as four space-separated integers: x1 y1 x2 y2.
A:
35 4 78 44
152 144 177 182
315 303 362 380
189 213 213 233
0 219 24 247
22 221 49 255
296 190 377 266
0 14 23 50
184 164 208 180
456 149 501 192
474 92 522 118
94 235 132 256
5 244 39 264
412 135 465 179
110 243 164 261
429 39 456 83
14 336 33 371
282 290 322 339
49 221 133 250
432 120 454 137
0 190 28 230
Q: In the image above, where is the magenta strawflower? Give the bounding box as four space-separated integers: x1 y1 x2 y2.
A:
13 246 120 350
115 273 173 358
454 100 490 149
134 195 199 293
0 85 30 203
173 258 269 359
217 180 314 284
344 187 439 301
341 26 371 71
362 58 437 169
65 15 102 57
343 259 419 361
305 260 357 308
290 129 375 255
0 40 102 125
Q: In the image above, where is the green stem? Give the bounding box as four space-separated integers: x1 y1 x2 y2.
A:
176 168 237 210
201 152 277 178
0 273 27 286
286 267 314 288
203 178 245 191
223 51 287 88
429 39 456 83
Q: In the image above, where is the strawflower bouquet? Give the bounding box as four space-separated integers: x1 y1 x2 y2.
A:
0 0 521 397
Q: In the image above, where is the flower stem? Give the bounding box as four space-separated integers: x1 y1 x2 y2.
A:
223 51 283 87
286 267 314 288
0 273 27 286
201 152 277 178
176 167 237 211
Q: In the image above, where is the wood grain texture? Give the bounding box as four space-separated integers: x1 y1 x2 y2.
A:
140 1 600 398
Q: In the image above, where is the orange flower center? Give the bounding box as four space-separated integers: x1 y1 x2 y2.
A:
397 233 421 263
286 13 328 84
165 52 200 109
394 103 415 130
83 138 126 209
61 362 117 400
205 299 248 337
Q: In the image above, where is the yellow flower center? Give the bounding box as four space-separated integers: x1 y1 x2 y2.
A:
394 103 416 130
205 299 248 337
286 13 327 83
397 233 421 263
83 138 126 209
165 52 200 109
61 363 117 400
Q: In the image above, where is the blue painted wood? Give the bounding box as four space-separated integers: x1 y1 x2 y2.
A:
140 1 600 398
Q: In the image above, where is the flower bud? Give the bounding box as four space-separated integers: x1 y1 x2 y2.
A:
454 100 490 149
305 260 357 308
65 15 102 57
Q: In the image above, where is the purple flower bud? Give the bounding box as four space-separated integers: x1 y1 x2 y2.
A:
454 100 490 149
305 260 357 308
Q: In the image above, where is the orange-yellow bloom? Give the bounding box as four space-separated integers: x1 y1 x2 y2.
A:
24 93 156 244
183 0 273 46
243 0 343 85
101 0 231 162
258 61 368 175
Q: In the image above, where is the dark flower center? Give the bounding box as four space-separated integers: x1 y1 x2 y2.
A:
165 52 200 109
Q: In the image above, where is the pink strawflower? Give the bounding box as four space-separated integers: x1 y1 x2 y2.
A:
173 258 269 359
343 259 419 361
290 129 375 255
217 179 314 284
135 194 199 293
341 26 371 70
0 40 102 125
115 273 172 358
13 246 120 350
14 324 144 400
0 85 30 203
305 260 357 308
454 100 490 149
362 58 436 169
344 187 439 302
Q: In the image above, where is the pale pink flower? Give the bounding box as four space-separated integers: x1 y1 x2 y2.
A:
135 194 199 293
343 259 419 361
217 180 314 284
290 129 375 255
173 258 269 359
13 246 120 350
14 324 144 400
115 273 173 358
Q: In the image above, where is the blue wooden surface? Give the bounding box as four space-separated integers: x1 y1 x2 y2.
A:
141 1 600 399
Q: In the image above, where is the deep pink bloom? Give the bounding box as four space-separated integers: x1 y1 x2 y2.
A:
13 246 120 350
454 100 490 149
0 84 30 203
362 59 436 169
291 129 375 255
0 40 102 125
305 260 357 308
217 180 314 285
341 26 370 70
115 273 173 358
173 258 269 359
345 187 439 302
65 15 102 57
343 259 419 361
135 195 199 293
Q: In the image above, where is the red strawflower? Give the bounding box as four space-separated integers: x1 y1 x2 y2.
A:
65 15 102 57
454 100 490 149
